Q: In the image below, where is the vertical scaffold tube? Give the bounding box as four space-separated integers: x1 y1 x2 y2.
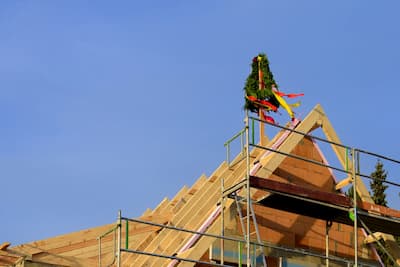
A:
352 149 358 266
117 210 122 267
221 176 224 265
125 220 129 249
238 242 242 267
241 131 244 156
325 220 332 267
245 110 251 266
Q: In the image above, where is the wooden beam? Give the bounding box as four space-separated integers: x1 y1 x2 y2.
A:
251 175 400 221
335 176 352 190
0 242 10 251
250 176 351 207
359 202 400 219
364 232 385 244
259 109 267 146
0 250 24 266
31 252 97 266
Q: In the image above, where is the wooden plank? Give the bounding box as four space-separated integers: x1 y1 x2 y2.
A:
0 243 10 251
259 109 267 146
364 232 385 244
250 175 351 207
359 202 400 219
0 250 23 266
335 176 352 190
31 252 97 266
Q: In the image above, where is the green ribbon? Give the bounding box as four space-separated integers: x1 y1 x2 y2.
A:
349 210 355 222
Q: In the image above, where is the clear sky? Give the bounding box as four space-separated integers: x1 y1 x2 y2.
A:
1 1 400 245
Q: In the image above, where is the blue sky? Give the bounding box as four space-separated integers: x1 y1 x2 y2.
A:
1 1 400 245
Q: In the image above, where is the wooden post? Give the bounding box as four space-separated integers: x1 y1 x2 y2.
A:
257 57 267 145
259 109 265 145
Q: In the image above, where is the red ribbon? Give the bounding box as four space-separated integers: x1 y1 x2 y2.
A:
275 92 304 98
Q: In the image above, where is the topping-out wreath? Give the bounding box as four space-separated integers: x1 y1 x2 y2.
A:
244 53 303 122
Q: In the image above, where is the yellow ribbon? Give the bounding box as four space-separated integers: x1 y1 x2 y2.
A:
272 90 294 119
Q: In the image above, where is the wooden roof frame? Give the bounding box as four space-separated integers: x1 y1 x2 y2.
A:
174 104 400 266
5 104 400 266
254 104 400 264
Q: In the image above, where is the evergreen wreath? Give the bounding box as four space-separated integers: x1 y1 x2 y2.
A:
244 53 280 113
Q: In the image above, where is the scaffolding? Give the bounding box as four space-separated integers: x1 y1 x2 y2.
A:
101 106 400 267
221 111 400 266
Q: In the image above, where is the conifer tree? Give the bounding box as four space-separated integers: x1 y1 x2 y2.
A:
369 160 391 265
370 160 388 207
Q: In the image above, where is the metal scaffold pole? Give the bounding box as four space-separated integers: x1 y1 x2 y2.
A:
326 220 332 267
117 210 122 267
245 110 251 266
352 149 358 266
220 175 225 265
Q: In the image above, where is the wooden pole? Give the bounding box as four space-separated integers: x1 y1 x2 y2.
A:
257 57 267 145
